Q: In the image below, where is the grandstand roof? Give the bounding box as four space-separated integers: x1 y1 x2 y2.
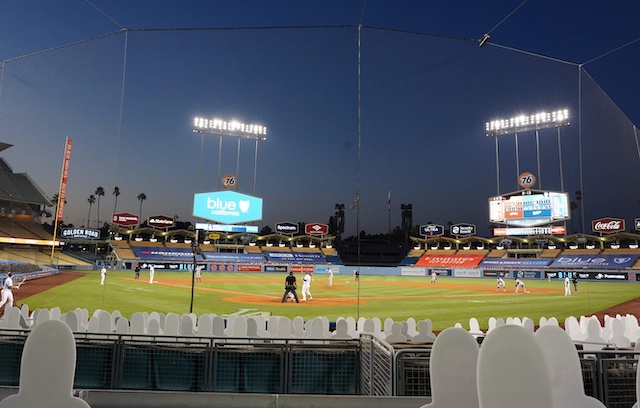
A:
0 154 50 206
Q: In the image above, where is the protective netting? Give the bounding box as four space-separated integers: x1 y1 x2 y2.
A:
0 23 637 236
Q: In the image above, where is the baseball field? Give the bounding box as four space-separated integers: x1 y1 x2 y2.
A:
16 270 640 331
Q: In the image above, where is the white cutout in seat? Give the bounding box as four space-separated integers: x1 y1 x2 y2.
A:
0 319 91 408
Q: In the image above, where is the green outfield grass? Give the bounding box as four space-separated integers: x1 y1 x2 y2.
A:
19 270 640 331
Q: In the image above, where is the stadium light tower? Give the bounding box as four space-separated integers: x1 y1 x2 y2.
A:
193 117 267 194
485 109 570 194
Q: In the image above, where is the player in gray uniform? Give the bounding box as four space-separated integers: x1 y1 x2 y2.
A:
496 274 506 291
515 277 527 293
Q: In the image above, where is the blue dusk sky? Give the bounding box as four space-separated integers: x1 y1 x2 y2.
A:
0 0 639 237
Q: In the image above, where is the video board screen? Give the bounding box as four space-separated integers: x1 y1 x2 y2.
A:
489 190 570 227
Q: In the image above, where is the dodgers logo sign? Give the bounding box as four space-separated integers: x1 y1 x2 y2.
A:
193 191 263 224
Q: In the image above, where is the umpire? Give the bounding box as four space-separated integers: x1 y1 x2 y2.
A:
281 271 300 303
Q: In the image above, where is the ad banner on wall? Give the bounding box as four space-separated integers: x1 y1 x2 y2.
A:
550 254 639 269
430 268 452 277
453 269 482 278
401 267 426 277
480 258 554 268
263 251 325 263
415 254 484 268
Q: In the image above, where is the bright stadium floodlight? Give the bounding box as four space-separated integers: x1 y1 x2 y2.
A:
487 108 570 197
193 117 267 141
485 109 569 137
192 116 267 194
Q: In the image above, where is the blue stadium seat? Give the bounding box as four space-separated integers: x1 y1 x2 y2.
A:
214 351 240 392
0 341 23 386
243 351 283 393
289 350 328 394
74 344 113 389
154 348 204 391
120 346 154 390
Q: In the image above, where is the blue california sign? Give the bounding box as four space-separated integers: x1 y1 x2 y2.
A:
193 191 263 224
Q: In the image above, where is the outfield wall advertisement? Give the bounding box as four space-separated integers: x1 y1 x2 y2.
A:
543 271 630 280
263 251 326 263
401 267 426 277
431 268 452 276
204 253 266 263
415 254 484 268
549 254 639 269
132 246 267 263
480 258 554 268
453 269 482 278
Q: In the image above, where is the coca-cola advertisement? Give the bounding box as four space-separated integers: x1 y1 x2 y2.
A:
591 217 625 234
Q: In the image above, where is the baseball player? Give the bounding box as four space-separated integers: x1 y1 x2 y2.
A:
195 264 202 282
149 264 155 284
564 275 571 296
515 277 527 293
301 272 313 301
496 274 506 291
100 265 107 285
430 270 437 284
0 271 20 312
327 268 333 287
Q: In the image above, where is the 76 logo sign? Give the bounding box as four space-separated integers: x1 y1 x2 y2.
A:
518 172 536 189
222 174 237 189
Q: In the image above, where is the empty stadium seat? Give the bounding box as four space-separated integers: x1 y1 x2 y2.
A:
120 346 154 390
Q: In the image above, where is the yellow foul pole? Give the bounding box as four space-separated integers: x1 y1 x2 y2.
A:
50 137 72 265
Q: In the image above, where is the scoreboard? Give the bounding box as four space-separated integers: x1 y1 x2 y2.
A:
489 190 570 227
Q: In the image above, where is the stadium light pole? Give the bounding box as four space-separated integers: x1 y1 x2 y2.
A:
193 117 267 192
486 109 570 194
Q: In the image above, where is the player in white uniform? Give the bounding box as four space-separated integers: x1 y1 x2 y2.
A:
301 272 313 301
564 275 571 296
327 268 333 287
0 271 20 312
100 266 107 285
431 270 437 284
496 274 506 291
195 265 202 282
149 264 155 284
515 277 527 293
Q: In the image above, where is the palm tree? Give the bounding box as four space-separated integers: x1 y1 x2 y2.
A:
112 186 121 215
87 194 95 228
95 186 105 228
137 193 147 220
